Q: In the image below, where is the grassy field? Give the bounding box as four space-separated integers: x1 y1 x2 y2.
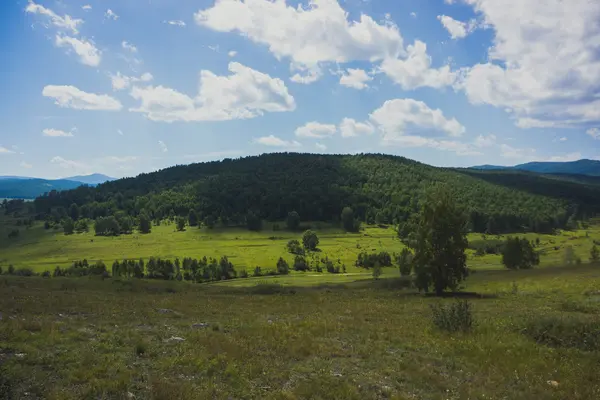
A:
1 264 600 399
1 210 599 277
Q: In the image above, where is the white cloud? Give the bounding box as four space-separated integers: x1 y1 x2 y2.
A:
499 144 536 160
117 129 124 136
295 122 337 138
378 41 456 90
158 140 168 153
474 134 496 147
410 12 417 18
82 5 92 11
290 67 323 84
42 128 74 137
457 0 600 128
315 142 327 151
165 20 186 27
0 146 15 154
110 72 154 91
339 68 372 89
369 98 465 141
254 135 301 148
43 85 123 111
122 41 137 53
20 161 33 169
228 50 237 57
105 9 119 20
55 35 101 67
50 156 88 170
25 1 83 34
339 118 375 137
587 128 600 139
129 62 295 122
437 15 468 39
379 135 482 156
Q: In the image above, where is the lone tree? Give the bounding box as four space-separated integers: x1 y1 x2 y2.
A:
341 207 360 232
276 257 290 275
188 209 198 227
286 211 301 231
591 245 599 263
410 186 469 295
176 217 186 231
501 237 539 269
302 230 319 251
138 212 152 234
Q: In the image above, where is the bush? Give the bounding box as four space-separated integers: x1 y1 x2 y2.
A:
14 268 34 277
253 266 263 277
356 251 392 269
341 207 361 232
63 217 74 235
286 239 304 255
276 257 290 275
41 270 51 278
430 300 474 333
176 217 186 231
591 245 600 263
239 270 249 278
396 248 413 276
7 265 15 275
372 264 382 280
95 216 121 236
293 255 309 271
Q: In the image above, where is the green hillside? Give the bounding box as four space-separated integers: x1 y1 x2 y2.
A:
32 153 600 233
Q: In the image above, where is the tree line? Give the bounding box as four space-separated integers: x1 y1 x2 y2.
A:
30 153 600 234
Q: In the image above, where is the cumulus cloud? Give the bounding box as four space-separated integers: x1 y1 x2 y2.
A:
339 68 373 90
158 141 168 153
50 156 88 170
339 118 375 137
228 50 237 57
110 72 153 91
43 85 123 111
194 0 453 89
474 134 496 147
456 0 600 128
82 5 92 11
55 35 101 67
369 98 466 140
25 0 83 34
20 161 33 169
437 15 468 39
499 144 536 160
42 128 74 137
546 152 582 162
295 122 337 138
122 41 137 53
254 135 301 148
105 9 119 20
315 142 327 151
587 128 600 139
129 62 295 122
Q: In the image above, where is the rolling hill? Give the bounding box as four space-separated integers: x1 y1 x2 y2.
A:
471 159 600 176
0 178 86 199
33 153 600 234
63 174 116 185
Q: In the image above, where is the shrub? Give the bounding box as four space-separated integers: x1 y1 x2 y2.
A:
253 266 263 277
239 270 249 278
341 207 360 232
41 270 51 278
372 264 382 280
430 300 474 333
63 217 75 235
135 341 148 356
14 268 34 277
286 239 304 255
396 248 413 276
591 245 600 263
176 217 186 231
276 257 290 275
293 255 309 271
356 251 392 269
7 265 15 275
95 216 121 236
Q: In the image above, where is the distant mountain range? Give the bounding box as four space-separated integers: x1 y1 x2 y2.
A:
0 174 116 199
471 159 600 176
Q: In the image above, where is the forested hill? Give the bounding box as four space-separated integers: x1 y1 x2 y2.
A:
33 153 600 233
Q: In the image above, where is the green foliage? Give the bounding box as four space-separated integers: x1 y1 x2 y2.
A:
302 230 319 251
286 211 300 231
591 245 599 263
204 215 215 229
246 212 262 231
430 300 474 333
276 257 290 275
522 316 600 351
293 255 309 271
95 216 121 236
501 237 540 269
138 212 151 234
176 216 186 231
341 207 360 232
253 266 262 277
69 203 79 220
411 186 469 295
286 239 304 255
396 248 413 276
63 217 74 235
74 219 89 233
7 265 15 274
188 209 198 227
356 251 392 269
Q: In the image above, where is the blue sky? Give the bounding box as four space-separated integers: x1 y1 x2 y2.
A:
1 0 599 179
